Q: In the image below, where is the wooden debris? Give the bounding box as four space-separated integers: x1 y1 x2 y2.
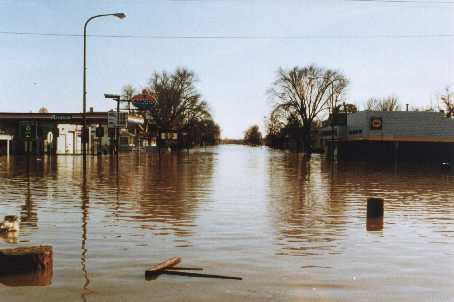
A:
0 246 53 275
145 257 242 281
146 256 181 274
168 267 203 271
150 270 242 280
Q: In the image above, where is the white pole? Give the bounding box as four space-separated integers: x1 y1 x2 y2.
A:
6 139 10 157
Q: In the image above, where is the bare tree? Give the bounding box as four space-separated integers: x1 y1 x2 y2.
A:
366 96 400 111
268 65 348 153
140 68 217 147
440 86 454 117
121 84 136 111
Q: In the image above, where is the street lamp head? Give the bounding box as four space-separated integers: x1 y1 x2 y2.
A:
113 13 126 19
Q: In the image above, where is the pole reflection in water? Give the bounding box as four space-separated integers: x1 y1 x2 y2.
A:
21 157 38 228
80 158 92 301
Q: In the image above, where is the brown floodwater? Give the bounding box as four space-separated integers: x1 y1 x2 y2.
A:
0 145 453 301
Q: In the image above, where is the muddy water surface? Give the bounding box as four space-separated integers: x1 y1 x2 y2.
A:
0 145 453 301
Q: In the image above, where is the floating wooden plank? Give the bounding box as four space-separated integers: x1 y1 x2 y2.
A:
150 270 242 280
0 246 53 275
146 256 181 274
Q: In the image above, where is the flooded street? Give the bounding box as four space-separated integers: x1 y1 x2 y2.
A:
0 145 453 301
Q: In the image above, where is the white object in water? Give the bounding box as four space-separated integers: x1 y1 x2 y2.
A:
0 215 20 232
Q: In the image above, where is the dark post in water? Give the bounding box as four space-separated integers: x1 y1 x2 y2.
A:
367 197 384 219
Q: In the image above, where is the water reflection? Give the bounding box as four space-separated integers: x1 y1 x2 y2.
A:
267 153 348 256
21 159 38 229
0 269 53 287
108 152 215 243
366 217 384 231
1 147 454 301
267 152 454 256
80 160 91 301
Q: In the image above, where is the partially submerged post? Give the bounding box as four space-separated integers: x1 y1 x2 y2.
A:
0 246 53 275
367 197 384 231
367 197 384 219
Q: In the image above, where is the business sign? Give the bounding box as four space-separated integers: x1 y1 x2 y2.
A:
160 132 178 140
52 114 72 121
19 122 35 140
370 117 383 130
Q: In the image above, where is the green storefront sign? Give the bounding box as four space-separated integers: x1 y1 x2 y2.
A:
19 122 35 140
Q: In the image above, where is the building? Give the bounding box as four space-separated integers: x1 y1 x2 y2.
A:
0 111 144 155
319 111 454 162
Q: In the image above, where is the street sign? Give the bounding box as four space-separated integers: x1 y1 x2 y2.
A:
108 112 128 128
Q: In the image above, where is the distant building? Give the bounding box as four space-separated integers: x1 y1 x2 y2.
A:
319 111 454 162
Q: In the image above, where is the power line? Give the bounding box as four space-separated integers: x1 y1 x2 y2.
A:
170 0 454 5
347 0 454 3
0 31 454 40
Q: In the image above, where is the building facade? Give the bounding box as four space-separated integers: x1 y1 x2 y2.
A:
319 111 454 162
0 112 144 155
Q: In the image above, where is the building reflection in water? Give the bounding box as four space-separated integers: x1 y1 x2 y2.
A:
93 151 215 246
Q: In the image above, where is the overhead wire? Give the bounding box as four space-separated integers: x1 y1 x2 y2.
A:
0 31 453 40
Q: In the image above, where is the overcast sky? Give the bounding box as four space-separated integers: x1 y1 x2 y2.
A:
1 0 453 138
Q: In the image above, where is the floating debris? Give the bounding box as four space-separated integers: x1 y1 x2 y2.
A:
0 246 53 275
145 257 242 281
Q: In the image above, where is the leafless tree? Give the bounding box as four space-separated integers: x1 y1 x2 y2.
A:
140 68 220 148
268 65 348 153
366 96 400 111
440 86 454 117
121 84 136 111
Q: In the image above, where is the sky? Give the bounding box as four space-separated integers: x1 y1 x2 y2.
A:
1 0 453 138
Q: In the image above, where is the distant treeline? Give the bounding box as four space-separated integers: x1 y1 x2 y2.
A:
221 139 245 145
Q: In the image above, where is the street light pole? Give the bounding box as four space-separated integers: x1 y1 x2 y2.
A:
82 13 126 156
